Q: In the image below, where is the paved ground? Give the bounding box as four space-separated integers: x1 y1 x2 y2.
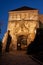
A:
0 51 43 65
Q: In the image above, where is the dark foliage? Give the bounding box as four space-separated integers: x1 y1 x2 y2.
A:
27 28 43 54
27 28 43 62
0 40 2 56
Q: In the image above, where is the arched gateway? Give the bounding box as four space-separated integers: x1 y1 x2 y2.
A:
17 35 27 50
2 6 39 52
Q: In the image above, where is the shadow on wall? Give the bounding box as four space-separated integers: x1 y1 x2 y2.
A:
5 30 12 52
27 28 43 54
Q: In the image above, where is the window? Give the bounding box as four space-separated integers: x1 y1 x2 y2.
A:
17 14 21 20
13 14 17 20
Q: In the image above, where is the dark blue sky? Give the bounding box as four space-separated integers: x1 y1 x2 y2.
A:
0 0 43 39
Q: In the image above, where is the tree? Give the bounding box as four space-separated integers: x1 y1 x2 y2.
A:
0 20 4 34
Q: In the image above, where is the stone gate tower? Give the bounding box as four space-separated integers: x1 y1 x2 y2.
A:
2 6 39 51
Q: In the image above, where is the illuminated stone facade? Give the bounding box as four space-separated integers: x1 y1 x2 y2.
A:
2 6 39 51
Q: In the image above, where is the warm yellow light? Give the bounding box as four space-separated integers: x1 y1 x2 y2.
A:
34 29 36 34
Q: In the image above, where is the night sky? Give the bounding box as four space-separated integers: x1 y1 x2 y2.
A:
0 0 43 39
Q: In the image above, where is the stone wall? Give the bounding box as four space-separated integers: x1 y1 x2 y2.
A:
2 10 39 52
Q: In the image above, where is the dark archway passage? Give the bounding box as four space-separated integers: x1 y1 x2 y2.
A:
17 35 27 50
